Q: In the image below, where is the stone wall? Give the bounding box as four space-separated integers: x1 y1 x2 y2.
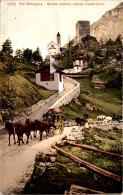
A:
50 77 80 108
13 92 59 123
12 77 80 123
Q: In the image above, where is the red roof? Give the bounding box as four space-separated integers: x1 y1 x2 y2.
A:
35 65 50 73
57 32 60 36
73 57 85 60
35 65 64 74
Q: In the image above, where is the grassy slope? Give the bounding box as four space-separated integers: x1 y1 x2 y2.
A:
0 61 55 111
61 77 122 120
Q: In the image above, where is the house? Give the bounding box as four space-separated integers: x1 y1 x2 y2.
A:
73 57 85 73
35 65 64 92
47 32 61 56
63 56 85 74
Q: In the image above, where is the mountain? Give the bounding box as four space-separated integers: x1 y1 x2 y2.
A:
90 2 123 42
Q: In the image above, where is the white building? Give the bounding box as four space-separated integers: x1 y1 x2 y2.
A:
36 65 64 92
63 56 85 74
73 57 84 73
47 32 61 56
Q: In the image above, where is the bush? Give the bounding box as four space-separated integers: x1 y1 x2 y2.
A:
99 68 122 88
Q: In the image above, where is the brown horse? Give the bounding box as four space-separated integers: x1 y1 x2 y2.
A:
35 120 50 141
16 123 31 145
15 124 25 146
25 119 38 138
5 121 16 146
5 121 32 145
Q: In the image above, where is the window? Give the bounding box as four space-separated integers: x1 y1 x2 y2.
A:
51 45 56 49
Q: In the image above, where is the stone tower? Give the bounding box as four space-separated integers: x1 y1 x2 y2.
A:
76 21 90 43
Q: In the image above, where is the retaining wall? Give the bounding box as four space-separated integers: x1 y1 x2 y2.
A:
13 92 58 122
13 76 80 123
50 76 80 108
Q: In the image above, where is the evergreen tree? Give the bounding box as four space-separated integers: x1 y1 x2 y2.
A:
23 48 33 62
115 35 122 46
33 47 42 64
105 38 114 46
2 38 13 56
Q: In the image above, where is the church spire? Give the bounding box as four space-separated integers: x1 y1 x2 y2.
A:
56 32 61 48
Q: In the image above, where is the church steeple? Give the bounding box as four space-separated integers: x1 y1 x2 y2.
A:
56 32 61 47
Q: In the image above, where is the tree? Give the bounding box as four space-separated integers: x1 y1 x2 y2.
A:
104 38 114 46
64 38 74 69
23 48 33 62
63 56 73 69
2 38 13 56
67 39 74 49
81 35 99 52
15 49 22 58
32 47 42 64
115 35 122 46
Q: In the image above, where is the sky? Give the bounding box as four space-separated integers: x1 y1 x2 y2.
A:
0 0 121 58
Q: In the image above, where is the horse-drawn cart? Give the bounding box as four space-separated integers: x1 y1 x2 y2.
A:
42 108 64 136
5 108 64 146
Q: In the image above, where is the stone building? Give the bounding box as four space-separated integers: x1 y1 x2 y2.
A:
76 21 90 43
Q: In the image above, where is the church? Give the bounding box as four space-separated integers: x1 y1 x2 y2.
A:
47 32 61 56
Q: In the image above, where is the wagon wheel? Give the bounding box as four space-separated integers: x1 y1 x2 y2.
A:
50 127 55 137
59 124 64 135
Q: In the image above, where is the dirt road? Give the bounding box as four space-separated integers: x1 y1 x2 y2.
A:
0 126 76 194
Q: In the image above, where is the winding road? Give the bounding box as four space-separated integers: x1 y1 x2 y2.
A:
20 77 76 122
0 77 77 194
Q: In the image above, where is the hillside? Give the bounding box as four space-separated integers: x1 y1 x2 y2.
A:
90 2 123 42
61 77 122 120
0 58 55 118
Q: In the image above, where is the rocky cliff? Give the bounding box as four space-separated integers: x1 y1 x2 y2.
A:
90 2 123 42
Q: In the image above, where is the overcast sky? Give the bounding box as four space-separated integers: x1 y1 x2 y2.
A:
0 0 121 58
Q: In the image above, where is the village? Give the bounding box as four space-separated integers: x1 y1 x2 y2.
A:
0 2 122 194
